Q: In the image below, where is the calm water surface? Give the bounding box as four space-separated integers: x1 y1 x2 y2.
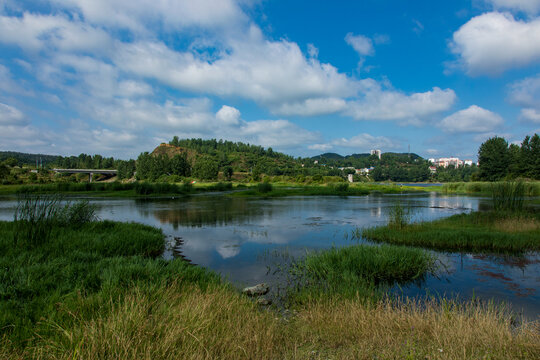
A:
1 193 538 318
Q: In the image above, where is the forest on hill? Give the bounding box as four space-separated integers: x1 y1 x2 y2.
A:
1 133 538 185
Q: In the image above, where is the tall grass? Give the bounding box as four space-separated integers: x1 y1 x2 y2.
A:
12 194 97 246
0 220 218 347
386 201 411 229
491 181 525 212
12 194 63 246
286 244 435 303
6 284 538 359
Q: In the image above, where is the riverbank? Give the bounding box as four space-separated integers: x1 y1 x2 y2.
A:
362 210 540 253
439 181 540 196
1 212 538 358
0 181 432 198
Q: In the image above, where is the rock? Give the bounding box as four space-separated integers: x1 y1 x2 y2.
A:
256 297 272 306
242 283 269 296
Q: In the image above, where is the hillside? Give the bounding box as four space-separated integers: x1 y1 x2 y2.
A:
0 151 60 166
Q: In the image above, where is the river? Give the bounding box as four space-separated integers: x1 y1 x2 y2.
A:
1 192 538 319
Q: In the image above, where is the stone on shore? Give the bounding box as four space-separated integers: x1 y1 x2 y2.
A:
242 283 269 296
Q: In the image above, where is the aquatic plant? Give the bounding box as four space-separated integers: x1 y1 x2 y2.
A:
490 181 525 212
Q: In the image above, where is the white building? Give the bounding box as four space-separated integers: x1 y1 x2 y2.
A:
429 157 474 168
370 149 381 159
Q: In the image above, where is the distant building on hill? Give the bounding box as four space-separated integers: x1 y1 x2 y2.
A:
428 157 474 168
370 149 381 159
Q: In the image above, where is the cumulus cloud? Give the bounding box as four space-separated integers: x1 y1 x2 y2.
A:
520 108 540 123
0 102 26 125
0 12 114 53
216 105 241 125
439 105 503 133
50 0 248 34
273 98 347 117
508 74 540 123
450 12 540 75
345 33 374 56
347 81 456 123
485 0 540 15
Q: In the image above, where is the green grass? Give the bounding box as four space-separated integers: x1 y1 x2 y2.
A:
285 244 436 304
440 181 540 196
362 211 540 253
0 220 220 348
230 183 428 197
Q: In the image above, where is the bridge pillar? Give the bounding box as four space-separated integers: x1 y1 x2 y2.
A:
89 172 93 183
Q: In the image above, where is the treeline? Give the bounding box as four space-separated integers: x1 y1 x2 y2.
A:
478 133 540 181
0 151 60 166
169 137 291 160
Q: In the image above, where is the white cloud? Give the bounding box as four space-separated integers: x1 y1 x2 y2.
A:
520 108 540 123
347 82 456 123
0 102 26 125
450 12 540 75
307 43 319 58
216 105 241 125
308 143 333 151
0 12 114 53
331 133 399 150
508 74 540 123
439 105 503 133
50 0 248 33
508 73 540 108
485 0 540 15
345 33 374 56
273 98 347 116
113 34 357 107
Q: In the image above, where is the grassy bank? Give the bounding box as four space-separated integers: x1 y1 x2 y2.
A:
0 219 220 349
230 182 428 197
362 211 540 253
440 181 540 196
0 181 431 198
0 181 236 197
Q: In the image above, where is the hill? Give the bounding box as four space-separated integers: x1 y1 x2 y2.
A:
0 151 60 166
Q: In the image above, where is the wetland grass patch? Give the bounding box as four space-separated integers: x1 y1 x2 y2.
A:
362 211 540 253
285 244 436 303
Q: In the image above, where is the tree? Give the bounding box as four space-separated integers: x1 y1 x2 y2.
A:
0 164 9 180
223 166 233 180
193 157 219 180
170 154 191 177
478 136 509 181
528 134 540 179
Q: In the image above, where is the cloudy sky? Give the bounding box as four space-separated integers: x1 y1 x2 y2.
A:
1 0 540 159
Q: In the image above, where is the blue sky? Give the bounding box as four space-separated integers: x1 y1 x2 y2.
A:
1 0 540 160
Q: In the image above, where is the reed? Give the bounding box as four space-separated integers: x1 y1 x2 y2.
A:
285 244 435 303
490 181 525 212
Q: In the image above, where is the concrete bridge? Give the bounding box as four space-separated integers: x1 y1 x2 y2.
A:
52 169 117 182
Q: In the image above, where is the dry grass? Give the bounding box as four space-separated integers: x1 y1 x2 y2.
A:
494 217 540 233
290 298 540 359
4 284 539 360
24 284 285 360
